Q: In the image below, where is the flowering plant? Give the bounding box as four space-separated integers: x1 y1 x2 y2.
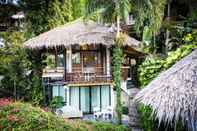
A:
0 98 12 107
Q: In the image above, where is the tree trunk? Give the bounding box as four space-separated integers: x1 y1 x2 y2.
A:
164 0 171 54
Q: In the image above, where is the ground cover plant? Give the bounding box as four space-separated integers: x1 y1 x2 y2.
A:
0 99 129 131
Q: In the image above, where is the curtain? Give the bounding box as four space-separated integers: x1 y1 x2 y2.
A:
52 85 59 97
52 85 66 102
91 86 101 111
70 87 79 109
101 85 110 110
80 87 90 113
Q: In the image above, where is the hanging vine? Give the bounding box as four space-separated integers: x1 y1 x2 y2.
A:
113 33 125 124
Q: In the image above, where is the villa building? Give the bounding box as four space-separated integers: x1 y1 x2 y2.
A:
24 20 144 114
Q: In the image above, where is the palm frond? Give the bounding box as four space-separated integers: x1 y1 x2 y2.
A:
84 0 131 24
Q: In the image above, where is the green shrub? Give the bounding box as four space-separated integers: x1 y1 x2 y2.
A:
0 102 129 131
49 96 64 110
139 31 197 87
137 104 155 131
92 122 129 131
122 106 129 115
0 102 72 131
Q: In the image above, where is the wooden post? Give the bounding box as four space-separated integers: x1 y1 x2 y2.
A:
106 47 111 76
55 47 58 67
66 46 72 73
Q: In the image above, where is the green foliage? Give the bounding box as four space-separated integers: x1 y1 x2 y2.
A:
20 0 82 35
85 0 131 24
0 31 31 98
139 31 197 87
122 106 129 115
92 122 129 131
0 102 129 131
30 76 44 106
134 0 166 35
0 102 71 130
47 0 73 29
138 56 164 86
112 36 124 124
49 96 64 110
138 104 155 131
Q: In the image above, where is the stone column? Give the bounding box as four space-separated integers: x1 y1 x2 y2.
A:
128 88 143 131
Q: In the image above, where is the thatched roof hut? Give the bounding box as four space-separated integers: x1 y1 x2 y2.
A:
24 19 141 50
135 49 197 130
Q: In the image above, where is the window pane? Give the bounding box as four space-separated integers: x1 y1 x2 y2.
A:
59 86 65 102
91 86 100 112
72 53 80 64
57 54 64 67
52 85 59 97
101 86 110 110
80 87 90 113
70 87 79 109
52 85 65 102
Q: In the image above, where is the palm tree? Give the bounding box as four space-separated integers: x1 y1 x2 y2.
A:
85 0 131 124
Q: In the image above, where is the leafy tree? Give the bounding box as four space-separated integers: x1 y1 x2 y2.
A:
0 31 30 100
134 0 166 36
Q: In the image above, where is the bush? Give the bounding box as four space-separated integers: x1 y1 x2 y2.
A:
0 101 129 131
49 96 64 110
122 106 129 115
92 122 129 131
0 102 71 131
0 98 12 107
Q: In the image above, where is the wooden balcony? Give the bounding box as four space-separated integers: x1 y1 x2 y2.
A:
65 67 112 85
42 66 129 85
42 67 65 79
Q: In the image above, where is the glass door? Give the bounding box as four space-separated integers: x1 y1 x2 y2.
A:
80 87 90 113
91 86 101 112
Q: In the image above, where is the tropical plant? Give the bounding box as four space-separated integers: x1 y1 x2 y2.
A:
0 101 129 131
134 0 166 35
49 96 64 110
0 31 31 100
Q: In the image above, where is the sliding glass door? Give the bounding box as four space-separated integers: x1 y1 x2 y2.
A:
80 87 90 113
69 86 111 114
70 87 79 109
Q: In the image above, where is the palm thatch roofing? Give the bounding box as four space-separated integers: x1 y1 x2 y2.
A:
24 19 141 50
135 49 197 129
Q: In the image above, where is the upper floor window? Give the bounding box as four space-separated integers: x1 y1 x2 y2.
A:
45 54 55 68
57 54 64 67
72 52 80 64
45 52 64 68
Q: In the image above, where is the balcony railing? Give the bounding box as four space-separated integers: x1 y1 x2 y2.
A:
42 67 65 79
65 67 112 84
42 66 129 84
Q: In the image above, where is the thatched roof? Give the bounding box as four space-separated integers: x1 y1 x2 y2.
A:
135 49 197 128
24 19 141 50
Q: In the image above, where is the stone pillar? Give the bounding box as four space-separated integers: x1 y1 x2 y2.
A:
128 88 143 131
